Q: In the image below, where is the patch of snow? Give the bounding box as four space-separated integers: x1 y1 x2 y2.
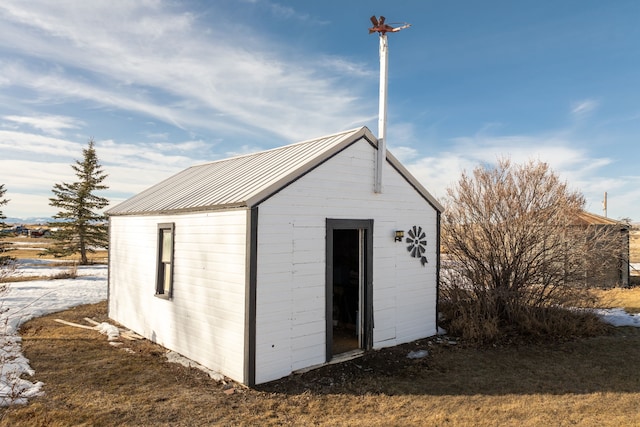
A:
16 258 66 265
0 335 44 405
0 263 107 406
593 308 640 327
13 259 104 278
96 322 120 341
407 349 429 359
3 273 107 335
1 258 639 406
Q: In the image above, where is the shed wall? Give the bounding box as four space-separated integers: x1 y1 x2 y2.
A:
108 210 248 383
255 139 438 384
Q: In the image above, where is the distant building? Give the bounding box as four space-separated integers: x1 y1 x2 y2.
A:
573 211 630 288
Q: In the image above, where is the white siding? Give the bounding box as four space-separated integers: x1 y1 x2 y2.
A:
255 139 438 383
108 210 248 383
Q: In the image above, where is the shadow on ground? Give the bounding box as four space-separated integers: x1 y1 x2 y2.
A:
257 328 640 397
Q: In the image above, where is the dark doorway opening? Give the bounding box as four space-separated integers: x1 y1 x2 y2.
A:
326 219 373 362
332 229 360 355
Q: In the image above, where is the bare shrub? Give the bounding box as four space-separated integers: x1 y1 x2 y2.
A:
0 261 17 284
440 283 501 342
440 158 620 342
49 263 78 280
0 184 14 268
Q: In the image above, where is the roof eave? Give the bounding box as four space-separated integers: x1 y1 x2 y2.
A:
106 202 248 217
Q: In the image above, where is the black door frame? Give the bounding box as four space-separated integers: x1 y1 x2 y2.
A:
325 218 373 362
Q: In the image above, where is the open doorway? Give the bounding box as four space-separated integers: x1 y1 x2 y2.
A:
326 219 373 362
332 229 360 355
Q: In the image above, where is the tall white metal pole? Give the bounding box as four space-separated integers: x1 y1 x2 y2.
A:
374 33 389 193
375 33 388 194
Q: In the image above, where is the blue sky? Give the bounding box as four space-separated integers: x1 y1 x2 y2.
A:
1 0 638 220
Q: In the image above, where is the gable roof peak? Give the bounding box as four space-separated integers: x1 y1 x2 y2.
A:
106 126 443 216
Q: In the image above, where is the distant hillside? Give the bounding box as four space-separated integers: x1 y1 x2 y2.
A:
3 217 55 225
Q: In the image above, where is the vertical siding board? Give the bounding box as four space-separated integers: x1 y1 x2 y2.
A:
108 210 248 383
254 139 438 383
111 136 439 386
254 215 293 384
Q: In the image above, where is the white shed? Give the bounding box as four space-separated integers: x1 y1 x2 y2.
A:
106 126 442 385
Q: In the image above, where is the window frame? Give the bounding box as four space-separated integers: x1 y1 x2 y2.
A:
156 222 175 299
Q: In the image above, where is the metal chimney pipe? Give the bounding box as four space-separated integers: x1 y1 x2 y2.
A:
375 33 388 194
369 15 409 193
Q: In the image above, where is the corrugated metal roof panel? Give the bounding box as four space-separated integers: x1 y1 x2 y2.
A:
575 211 628 227
106 127 376 215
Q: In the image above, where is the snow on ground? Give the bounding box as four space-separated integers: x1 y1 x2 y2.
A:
1 260 107 406
13 258 105 279
2 264 107 334
1 259 639 406
592 308 640 327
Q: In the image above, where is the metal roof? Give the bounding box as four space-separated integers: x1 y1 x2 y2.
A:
106 126 443 216
575 211 629 227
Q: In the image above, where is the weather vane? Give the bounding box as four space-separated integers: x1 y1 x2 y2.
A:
369 15 411 193
368 16 411 35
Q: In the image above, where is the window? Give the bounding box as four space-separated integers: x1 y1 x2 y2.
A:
156 223 174 298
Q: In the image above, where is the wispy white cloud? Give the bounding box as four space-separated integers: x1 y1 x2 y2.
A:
140 132 169 140
403 129 620 217
1 1 636 222
2 114 83 136
0 1 371 142
611 177 640 221
319 57 375 78
446 131 609 174
571 99 598 117
268 2 303 20
248 0 330 25
0 129 218 216
0 130 82 159
1 190 59 219
0 1 379 217
224 145 270 158
388 146 419 164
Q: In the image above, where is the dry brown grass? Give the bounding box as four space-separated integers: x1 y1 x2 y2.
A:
438 281 612 343
1 236 107 264
2 244 639 425
593 287 640 314
2 302 640 426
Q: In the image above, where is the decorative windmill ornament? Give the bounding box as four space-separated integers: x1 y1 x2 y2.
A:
406 225 428 266
369 16 411 194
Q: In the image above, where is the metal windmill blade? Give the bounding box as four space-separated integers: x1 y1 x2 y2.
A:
369 15 410 35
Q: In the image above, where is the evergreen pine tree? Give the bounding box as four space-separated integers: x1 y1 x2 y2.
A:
46 139 109 264
0 184 13 265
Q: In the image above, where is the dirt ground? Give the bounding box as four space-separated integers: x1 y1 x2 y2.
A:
2 231 640 425
2 301 640 426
